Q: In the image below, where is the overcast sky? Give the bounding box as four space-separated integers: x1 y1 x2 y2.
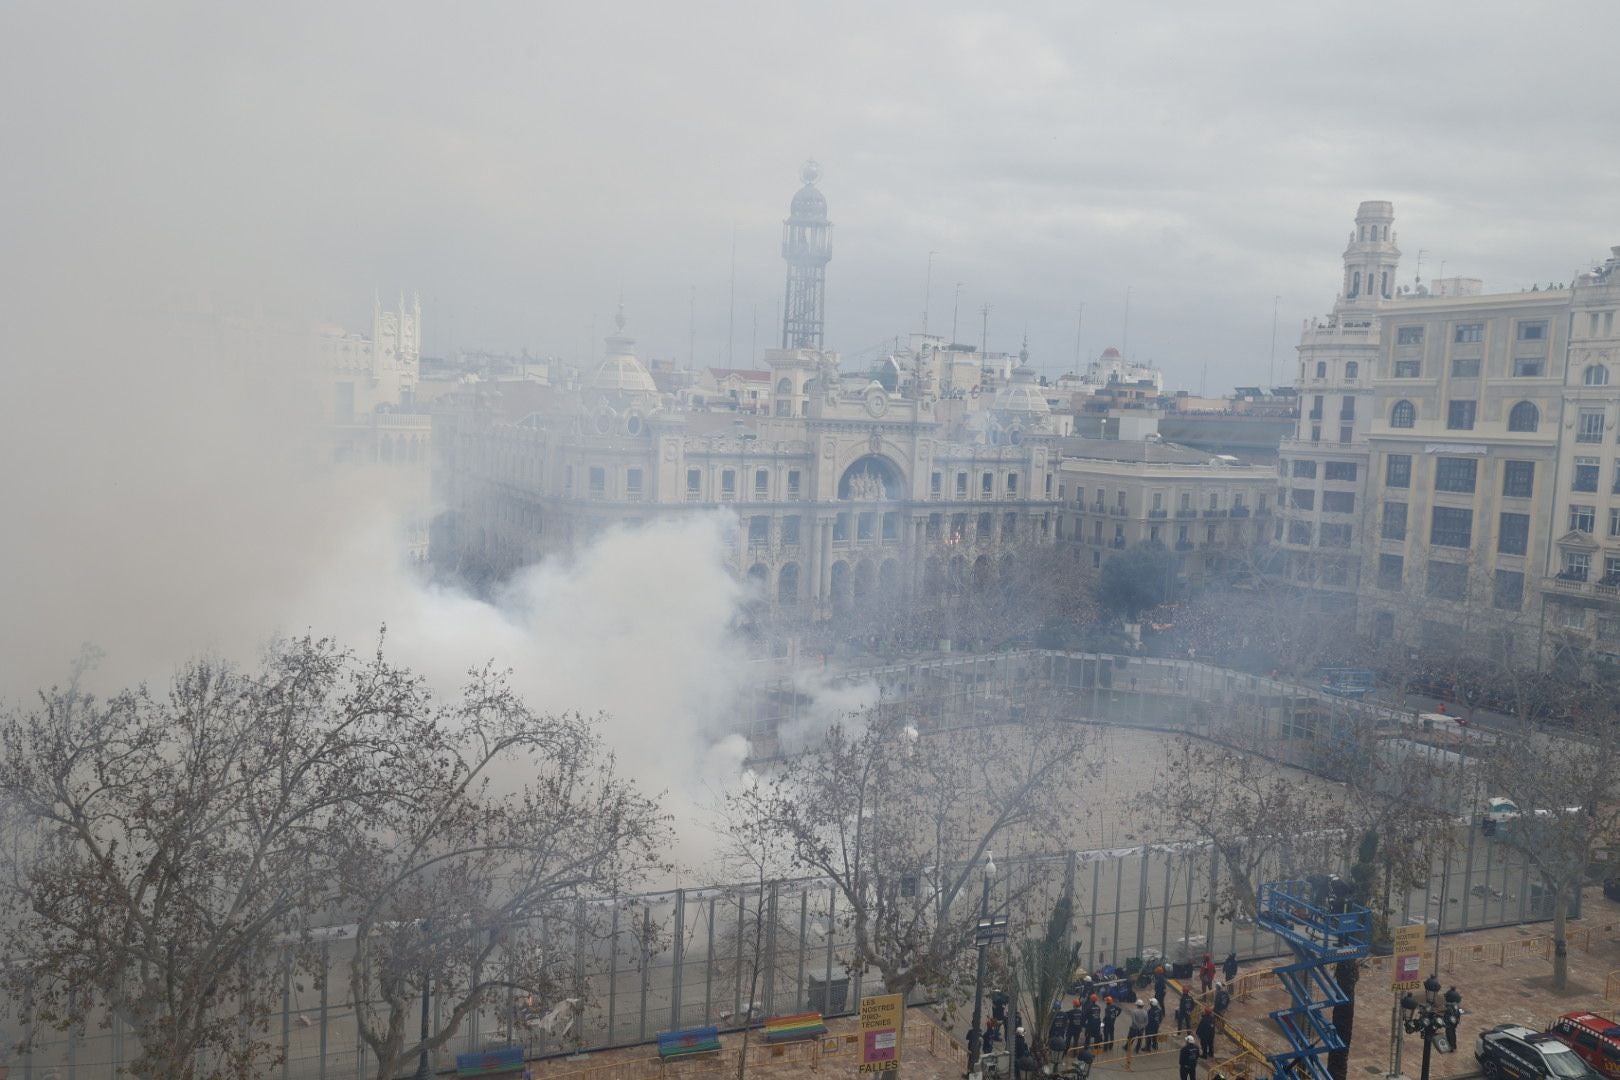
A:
7 2 1620 391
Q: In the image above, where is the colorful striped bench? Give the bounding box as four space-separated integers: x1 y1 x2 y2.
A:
657 1025 722 1060
454 1045 526 1078
762 1012 828 1044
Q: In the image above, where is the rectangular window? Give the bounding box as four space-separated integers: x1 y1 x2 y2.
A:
1340 396 1355 420
1454 323 1484 343
857 512 875 541
982 472 994 496
883 511 900 540
626 468 643 496
956 472 968 497
1325 462 1358 481
1394 360 1422 377
1606 556 1620 583
1291 489 1315 510
1323 491 1355 513
1569 504 1596 533
1610 507 1620 538
1430 506 1473 548
1006 473 1018 495
1309 395 1324 420
1396 326 1424 345
1512 357 1545 377
1573 457 1600 493
1377 553 1404 591
721 469 736 497
748 516 769 544
1446 400 1477 430
1493 570 1524 610
834 513 850 541
1386 454 1412 488
1292 460 1317 479
1288 521 1313 545
787 469 801 497
589 466 606 496
1498 513 1529 555
930 471 942 497
1577 410 1604 443
1426 560 1468 601
782 516 801 545
1340 425 1353 444
1557 603 1586 629
1117 490 1127 509
1450 356 1480 378
1002 511 1017 539
687 468 702 494
1382 502 1407 541
1562 552 1590 581
1320 523 1352 548
1598 614 1620 641
1502 460 1534 498
754 469 769 497
1434 457 1478 493
976 513 992 541
1074 486 1085 507
1518 320 1547 341
926 513 941 541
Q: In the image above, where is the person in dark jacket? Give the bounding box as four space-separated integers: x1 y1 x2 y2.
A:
1213 981 1231 1017
1221 952 1239 984
1442 987 1462 1052
1179 1035 1201 1080
1145 998 1164 1051
1153 967 1169 1010
1175 989 1195 1034
1015 1027 1033 1080
1085 996 1103 1050
1064 999 1085 1051
1196 1008 1217 1059
1101 997 1120 1052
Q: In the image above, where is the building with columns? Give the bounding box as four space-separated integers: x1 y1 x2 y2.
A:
431 165 1061 618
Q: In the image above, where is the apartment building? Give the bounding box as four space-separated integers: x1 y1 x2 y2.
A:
1354 289 1571 657
1056 441 1274 586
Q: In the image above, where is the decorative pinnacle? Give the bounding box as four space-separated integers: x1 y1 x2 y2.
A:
800 159 821 185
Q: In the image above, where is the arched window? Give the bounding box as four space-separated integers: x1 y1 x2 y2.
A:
1316 361 1327 378
1390 400 1416 429
1344 361 1359 380
776 377 792 395
1507 401 1539 432
1584 364 1609 386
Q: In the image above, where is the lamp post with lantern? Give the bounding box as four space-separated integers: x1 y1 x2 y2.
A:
968 850 1008 1079
1399 973 1462 1080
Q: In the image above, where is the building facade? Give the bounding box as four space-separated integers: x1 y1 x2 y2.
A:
1056 442 1274 585
1278 200 1620 666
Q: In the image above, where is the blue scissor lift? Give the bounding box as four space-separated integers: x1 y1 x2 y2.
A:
1253 880 1371 1080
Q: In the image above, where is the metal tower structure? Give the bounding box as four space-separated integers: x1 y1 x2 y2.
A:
781 160 832 350
1254 879 1371 1080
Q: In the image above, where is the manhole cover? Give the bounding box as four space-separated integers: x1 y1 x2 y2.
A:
1364 1067 1383 1075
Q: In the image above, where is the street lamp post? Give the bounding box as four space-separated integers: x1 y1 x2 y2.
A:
1399 974 1462 1080
414 919 434 1080
968 852 1007 1079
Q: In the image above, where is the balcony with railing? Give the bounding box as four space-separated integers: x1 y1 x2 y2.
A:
1175 508 1197 519
1231 506 1251 518
1148 509 1168 519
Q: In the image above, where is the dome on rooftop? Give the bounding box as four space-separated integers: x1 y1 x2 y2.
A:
993 364 1050 415
587 309 658 397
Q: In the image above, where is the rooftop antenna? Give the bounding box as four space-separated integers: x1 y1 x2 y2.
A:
688 285 696 367
727 225 737 367
1121 286 1133 356
951 282 963 346
1414 248 1427 284
923 250 939 337
1073 301 1086 371
980 302 990 356
1269 294 1280 391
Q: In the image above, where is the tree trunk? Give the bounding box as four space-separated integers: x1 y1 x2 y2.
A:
1326 958 1359 1080
1551 884 1568 991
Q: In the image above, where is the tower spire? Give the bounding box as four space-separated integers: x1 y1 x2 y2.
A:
1340 201 1400 308
781 160 832 350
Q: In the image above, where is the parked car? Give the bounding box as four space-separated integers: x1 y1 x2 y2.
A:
1546 1013 1620 1079
1478 1024 1601 1080
1604 878 1620 904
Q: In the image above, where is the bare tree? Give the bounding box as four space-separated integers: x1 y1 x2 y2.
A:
0 637 422 1079
730 709 1095 1001
1474 664 1620 991
339 669 669 1080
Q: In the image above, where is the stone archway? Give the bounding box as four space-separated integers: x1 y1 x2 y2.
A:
852 559 876 605
778 562 800 606
838 454 905 502
973 554 991 592
878 558 899 596
830 560 851 613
